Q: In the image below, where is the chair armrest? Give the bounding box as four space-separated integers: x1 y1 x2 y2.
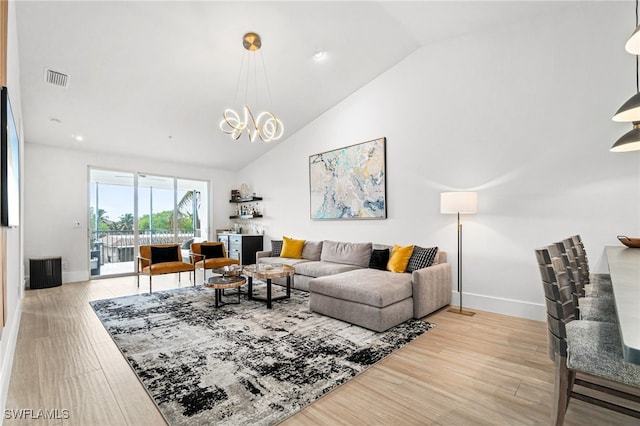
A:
137 255 151 273
411 263 452 319
256 250 272 260
190 252 205 261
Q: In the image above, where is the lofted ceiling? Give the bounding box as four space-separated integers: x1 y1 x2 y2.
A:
16 1 577 170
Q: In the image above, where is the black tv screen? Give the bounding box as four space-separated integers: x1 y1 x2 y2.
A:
1 86 19 227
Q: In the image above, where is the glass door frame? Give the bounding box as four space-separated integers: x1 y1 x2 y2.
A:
88 166 210 279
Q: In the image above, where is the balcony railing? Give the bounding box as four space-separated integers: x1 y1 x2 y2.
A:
90 230 197 273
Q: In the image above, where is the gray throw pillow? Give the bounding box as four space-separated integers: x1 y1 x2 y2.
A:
271 240 283 257
406 246 438 272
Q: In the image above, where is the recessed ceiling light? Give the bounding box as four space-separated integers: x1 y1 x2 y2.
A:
72 135 84 142
313 50 326 61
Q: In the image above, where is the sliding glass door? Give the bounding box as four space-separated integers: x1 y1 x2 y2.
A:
89 168 209 278
89 170 136 276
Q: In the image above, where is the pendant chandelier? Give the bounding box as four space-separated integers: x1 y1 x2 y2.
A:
612 0 640 152
219 32 284 143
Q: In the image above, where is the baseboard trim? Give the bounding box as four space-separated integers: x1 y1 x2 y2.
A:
0 302 22 422
450 291 545 321
25 270 89 288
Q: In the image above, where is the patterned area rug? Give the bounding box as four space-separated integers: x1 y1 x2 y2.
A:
90 285 434 426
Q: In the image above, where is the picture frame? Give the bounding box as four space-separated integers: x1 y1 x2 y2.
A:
309 137 387 220
1 87 20 227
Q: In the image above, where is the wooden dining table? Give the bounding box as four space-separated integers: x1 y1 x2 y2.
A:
606 246 640 364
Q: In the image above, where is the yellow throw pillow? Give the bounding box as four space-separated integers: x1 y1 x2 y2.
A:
280 236 306 259
387 244 414 273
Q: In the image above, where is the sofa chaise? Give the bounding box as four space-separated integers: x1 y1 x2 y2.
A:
256 239 451 332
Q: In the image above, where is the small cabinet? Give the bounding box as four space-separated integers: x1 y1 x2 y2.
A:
217 233 263 265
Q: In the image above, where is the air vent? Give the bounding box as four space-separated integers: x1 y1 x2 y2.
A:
44 68 69 88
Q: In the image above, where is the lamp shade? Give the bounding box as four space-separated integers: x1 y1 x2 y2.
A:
613 92 640 122
611 124 640 152
626 25 640 55
440 192 478 214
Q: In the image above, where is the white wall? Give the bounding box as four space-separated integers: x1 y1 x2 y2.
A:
23 145 236 283
238 2 640 320
0 0 25 417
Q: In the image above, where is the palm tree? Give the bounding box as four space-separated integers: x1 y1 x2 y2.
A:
170 190 200 234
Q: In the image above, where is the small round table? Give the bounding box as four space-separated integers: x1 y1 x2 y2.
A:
205 275 246 308
243 264 295 309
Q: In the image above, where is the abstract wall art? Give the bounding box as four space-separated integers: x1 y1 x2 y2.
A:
309 137 386 220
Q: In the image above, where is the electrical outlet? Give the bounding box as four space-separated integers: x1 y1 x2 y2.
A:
62 261 68 270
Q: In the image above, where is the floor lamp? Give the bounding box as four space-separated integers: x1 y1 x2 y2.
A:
441 192 478 316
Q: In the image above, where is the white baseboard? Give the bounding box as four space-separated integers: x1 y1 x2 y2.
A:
0 302 22 424
24 270 89 288
450 291 545 322
62 270 89 284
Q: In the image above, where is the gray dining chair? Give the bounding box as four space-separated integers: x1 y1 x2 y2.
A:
569 235 613 289
562 237 613 298
550 242 616 324
536 246 640 425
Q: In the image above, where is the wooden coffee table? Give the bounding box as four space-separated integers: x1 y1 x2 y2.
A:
243 264 294 309
205 275 246 308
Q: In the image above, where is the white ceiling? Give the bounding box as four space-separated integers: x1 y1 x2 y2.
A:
16 1 578 170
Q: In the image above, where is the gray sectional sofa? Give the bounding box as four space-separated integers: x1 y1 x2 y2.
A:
256 240 451 332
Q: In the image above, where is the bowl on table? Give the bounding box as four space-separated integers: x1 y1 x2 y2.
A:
617 235 640 248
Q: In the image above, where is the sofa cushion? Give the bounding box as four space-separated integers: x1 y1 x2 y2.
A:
309 269 412 308
258 257 311 268
281 236 306 259
302 240 323 261
271 240 283 257
387 245 414 273
294 260 362 278
320 240 372 268
406 246 438 272
369 248 390 271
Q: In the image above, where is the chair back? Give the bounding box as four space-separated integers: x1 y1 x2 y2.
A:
565 236 591 285
139 244 183 269
536 247 577 360
548 242 581 317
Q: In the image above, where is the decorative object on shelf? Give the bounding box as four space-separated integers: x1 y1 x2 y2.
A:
239 183 251 198
617 235 640 248
612 0 640 152
219 33 284 143
309 137 386 220
231 189 241 201
441 191 478 316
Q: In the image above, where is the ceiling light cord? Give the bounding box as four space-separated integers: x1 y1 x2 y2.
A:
632 0 640 107
260 50 275 108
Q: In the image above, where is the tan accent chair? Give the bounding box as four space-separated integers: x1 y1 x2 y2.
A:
191 242 239 283
138 244 195 293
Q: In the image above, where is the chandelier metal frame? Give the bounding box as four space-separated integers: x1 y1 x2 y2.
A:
219 32 284 143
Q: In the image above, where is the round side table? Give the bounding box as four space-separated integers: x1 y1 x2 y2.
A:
205 275 246 308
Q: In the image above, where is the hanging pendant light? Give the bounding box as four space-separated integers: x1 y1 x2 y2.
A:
612 0 640 152
611 123 640 152
219 32 284 143
626 25 640 55
613 92 640 122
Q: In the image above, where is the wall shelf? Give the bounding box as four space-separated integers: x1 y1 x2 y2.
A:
229 214 263 219
230 196 262 203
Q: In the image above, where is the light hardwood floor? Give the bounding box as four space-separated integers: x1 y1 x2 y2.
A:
4 275 639 425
